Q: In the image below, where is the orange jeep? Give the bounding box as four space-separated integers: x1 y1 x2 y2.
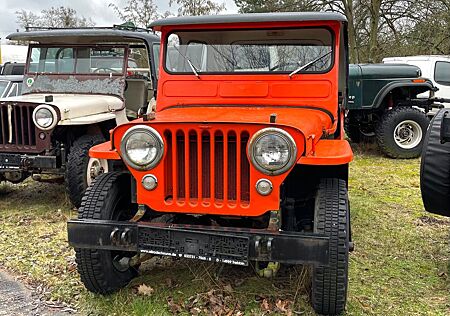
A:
68 12 353 315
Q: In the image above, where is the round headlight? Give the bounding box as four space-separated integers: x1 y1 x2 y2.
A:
248 128 297 175
33 105 57 130
120 125 164 170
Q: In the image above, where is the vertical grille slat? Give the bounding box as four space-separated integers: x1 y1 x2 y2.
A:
0 103 38 150
165 127 251 206
235 133 241 204
171 131 178 201
214 132 224 200
0 106 5 144
197 132 202 200
223 132 228 204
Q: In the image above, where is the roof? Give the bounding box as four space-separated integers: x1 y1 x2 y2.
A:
383 55 450 61
7 28 160 45
0 75 23 82
149 12 347 30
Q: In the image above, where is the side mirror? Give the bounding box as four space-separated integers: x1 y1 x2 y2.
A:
440 110 450 143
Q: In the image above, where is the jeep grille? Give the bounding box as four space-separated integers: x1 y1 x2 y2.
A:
0 103 40 153
163 128 251 206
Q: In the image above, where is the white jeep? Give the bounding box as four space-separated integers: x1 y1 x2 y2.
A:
0 26 160 207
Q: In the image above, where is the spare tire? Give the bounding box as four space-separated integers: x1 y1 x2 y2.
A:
420 108 450 216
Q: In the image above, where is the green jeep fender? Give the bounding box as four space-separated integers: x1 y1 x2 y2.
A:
370 80 434 109
348 79 434 110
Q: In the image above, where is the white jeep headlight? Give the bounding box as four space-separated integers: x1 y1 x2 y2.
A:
248 128 297 175
120 125 164 170
33 105 57 130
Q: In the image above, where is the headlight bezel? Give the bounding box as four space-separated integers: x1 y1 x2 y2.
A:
32 104 58 130
247 127 297 176
120 125 164 171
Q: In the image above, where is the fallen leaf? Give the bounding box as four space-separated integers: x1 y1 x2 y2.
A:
261 298 270 311
167 297 182 314
137 284 154 296
224 284 233 293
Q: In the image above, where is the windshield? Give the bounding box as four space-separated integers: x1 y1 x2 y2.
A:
165 28 333 74
28 45 128 75
0 81 9 97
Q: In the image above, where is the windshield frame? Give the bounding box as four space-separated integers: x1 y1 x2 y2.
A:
25 44 130 76
163 26 335 76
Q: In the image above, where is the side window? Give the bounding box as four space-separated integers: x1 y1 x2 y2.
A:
152 44 160 78
435 61 450 86
29 47 41 73
128 46 151 79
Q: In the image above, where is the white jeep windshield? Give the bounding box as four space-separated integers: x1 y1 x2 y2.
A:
165 28 333 74
28 45 127 74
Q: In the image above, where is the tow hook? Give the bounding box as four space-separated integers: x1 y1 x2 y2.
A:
256 261 280 278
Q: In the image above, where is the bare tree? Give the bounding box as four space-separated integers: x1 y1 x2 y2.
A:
15 6 94 30
109 0 162 28
41 6 94 28
170 0 226 16
15 10 41 29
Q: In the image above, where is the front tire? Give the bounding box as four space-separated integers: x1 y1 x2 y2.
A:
376 107 429 158
75 172 138 294
312 178 349 315
66 134 108 208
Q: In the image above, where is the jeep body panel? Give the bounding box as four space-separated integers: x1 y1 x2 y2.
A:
3 93 123 123
347 63 433 110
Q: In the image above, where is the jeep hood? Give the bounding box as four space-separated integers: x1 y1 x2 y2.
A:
349 63 422 80
146 105 335 146
4 94 123 121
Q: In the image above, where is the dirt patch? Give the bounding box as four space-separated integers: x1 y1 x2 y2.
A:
0 269 74 315
416 215 450 226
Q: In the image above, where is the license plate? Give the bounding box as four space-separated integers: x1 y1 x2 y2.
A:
0 154 21 169
138 227 250 266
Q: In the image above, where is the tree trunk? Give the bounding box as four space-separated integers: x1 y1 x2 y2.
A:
368 0 382 62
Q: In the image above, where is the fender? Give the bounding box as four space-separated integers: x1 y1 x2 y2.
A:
371 80 434 109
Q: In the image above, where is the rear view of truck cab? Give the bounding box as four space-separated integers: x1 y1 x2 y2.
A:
68 13 353 315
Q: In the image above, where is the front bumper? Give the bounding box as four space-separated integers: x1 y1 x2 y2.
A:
0 152 57 172
68 219 330 266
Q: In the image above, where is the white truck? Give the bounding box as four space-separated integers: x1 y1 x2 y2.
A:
383 55 450 104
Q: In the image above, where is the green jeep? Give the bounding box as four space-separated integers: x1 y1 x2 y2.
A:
346 63 434 158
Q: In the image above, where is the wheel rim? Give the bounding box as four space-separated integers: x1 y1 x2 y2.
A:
87 158 108 186
393 120 423 149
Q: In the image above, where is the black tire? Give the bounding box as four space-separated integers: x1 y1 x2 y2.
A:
344 117 361 143
75 172 138 294
312 178 349 315
376 107 429 158
345 114 376 144
420 109 450 217
66 134 105 208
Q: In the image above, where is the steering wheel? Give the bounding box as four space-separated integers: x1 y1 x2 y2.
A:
93 67 118 73
269 62 300 71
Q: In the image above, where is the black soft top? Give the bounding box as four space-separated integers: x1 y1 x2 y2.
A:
149 12 347 29
7 28 160 45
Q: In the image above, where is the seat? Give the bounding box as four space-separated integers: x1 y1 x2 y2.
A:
124 79 149 113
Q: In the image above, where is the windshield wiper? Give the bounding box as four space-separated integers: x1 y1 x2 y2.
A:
186 58 200 79
172 45 200 79
289 51 332 78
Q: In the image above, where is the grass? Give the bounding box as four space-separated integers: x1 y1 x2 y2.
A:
0 147 449 315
